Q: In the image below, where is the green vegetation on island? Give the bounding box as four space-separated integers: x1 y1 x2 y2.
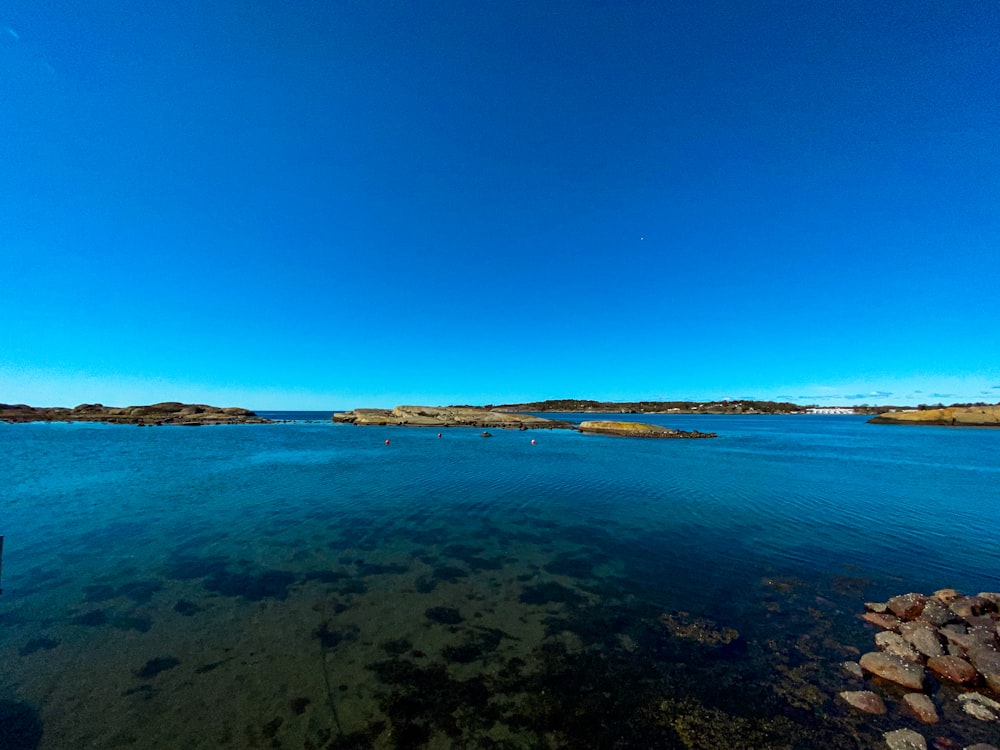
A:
0 402 272 425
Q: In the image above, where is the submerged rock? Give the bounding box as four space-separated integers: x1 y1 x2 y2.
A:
958 692 999 721
859 651 926 690
839 690 886 715
883 728 927 750
927 655 978 685
902 693 939 724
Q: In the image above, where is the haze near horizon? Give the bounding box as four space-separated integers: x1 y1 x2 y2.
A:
2 1 997 410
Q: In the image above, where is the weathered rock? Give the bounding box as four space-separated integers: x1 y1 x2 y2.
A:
875 631 921 662
842 661 864 679
888 593 928 621
958 692 999 721
903 692 939 724
866 602 889 614
860 651 926 690
927 655 978 684
978 592 1000 608
952 596 995 620
965 745 1000 750
883 728 927 750
942 625 978 652
934 588 962 604
839 690 886 715
919 599 959 627
968 646 1000 693
899 620 945 658
0 402 271 425
862 612 903 630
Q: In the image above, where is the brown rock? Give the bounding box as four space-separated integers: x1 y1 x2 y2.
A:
968 645 1000 693
919 599 959 627
903 692 939 724
866 602 889 614
899 620 945 658
958 692 999 721
883 728 927 750
965 745 1000 750
839 690 887 715
933 588 962 604
927 655 978 684
952 596 994 620
941 625 978 652
888 593 928 621
978 592 1000 608
860 651 926 690
875 631 921 661
842 661 864 679
861 612 903 630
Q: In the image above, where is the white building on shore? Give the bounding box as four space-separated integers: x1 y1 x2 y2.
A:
805 407 856 415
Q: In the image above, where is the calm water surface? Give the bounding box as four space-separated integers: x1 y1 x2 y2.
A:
1 414 998 748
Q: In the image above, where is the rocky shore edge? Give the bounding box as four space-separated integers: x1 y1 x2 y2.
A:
868 405 1000 428
334 406 715 438
839 589 1000 750
0 402 272 426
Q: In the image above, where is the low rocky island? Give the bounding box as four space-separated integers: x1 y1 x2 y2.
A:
868 405 1000 427
334 406 715 438
0 402 272 425
333 405 572 430
578 420 716 439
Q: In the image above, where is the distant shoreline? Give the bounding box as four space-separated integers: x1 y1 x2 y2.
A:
0 402 272 426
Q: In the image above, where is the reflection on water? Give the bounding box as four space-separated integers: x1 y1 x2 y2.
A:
1 416 998 748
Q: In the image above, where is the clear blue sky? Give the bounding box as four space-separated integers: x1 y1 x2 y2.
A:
2 1 998 409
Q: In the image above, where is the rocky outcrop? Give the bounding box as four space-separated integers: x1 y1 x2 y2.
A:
868 405 1000 427
0 402 272 425
842 589 1000 739
333 405 572 430
577 421 716 439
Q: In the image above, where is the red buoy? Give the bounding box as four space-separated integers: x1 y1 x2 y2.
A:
437 433 442 438
385 439 390 445
531 439 536 445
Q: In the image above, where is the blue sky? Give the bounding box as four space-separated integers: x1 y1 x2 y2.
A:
2 1 997 409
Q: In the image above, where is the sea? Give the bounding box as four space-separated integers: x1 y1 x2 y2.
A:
1 413 998 749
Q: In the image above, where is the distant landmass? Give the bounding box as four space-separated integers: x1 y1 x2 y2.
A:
0 402 272 425
868 404 1000 427
489 398 810 414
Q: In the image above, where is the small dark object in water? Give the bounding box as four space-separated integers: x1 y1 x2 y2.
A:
424 606 463 625
134 656 181 678
19 637 59 656
481 431 492 437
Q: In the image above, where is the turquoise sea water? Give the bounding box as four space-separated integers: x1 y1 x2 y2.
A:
1 414 998 748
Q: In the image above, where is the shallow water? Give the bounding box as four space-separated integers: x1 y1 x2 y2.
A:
1 414 998 748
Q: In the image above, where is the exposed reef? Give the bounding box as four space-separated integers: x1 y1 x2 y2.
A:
333 405 573 430
0 402 272 425
578 420 716 439
867 405 1000 427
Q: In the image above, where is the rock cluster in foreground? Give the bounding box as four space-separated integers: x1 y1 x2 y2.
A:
840 589 1000 749
0 402 272 425
868 405 1000 427
333 405 572 430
